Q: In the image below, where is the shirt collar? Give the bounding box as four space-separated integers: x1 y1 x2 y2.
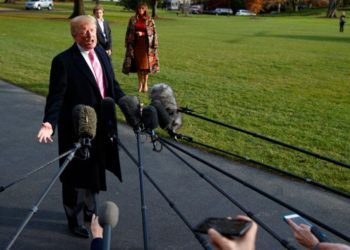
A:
77 44 93 55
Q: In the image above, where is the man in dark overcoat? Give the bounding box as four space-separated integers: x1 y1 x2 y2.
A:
37 15 125 238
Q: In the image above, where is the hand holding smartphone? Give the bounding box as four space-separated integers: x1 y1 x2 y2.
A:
194 217 252 238
283 213 330 242
283 213 312 227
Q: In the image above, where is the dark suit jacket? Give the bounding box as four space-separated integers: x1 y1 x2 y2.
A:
90 238 103 250
96 19 112 51
43 43 124 191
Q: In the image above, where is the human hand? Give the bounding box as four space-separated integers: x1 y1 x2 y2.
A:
91 214 103 239
208 215 258 250
106 49 112 56
137 31 144 37
287 219 319 249
37 122 53 143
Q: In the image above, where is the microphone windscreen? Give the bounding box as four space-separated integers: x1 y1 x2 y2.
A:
142 105 159 130
118 96 141 129
101 97 117 136
98 201 119 228
150 100 171 129
149 83 182 133
72 104 97 139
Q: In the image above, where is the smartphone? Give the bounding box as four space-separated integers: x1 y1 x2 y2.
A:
284 214 330 242
194 217 252 237
283 214 312 226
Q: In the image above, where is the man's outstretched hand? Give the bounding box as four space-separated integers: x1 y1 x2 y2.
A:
37 122 53 143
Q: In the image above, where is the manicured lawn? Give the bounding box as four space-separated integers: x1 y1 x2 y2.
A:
0 3 349 192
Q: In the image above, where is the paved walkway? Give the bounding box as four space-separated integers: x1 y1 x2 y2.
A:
0 80 349 250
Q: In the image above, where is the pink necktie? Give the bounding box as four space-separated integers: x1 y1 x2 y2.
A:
88 50 105 98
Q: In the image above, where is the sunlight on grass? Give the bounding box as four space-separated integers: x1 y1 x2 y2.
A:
0 3 349 192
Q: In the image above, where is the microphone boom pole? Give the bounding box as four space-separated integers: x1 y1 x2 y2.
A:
135 129 149 250
5 143 82 250
1 149 74 193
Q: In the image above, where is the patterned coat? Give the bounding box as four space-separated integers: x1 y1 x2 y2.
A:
122 15 160 74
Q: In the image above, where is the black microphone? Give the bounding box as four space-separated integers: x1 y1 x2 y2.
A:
141 105 159 131
72 104 97 159
101 97 118 140
142 105 162 152
118 96 141 131
150 100 171 130
98 201 119 250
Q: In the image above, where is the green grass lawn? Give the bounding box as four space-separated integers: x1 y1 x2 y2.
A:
0 3 349 192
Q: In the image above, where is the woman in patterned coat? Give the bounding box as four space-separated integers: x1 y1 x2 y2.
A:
122 2 160 92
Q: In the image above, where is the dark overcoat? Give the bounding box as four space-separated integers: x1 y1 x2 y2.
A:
96 18 112 51
43 43 125 192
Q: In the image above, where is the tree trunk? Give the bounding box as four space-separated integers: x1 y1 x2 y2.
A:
151 0 158 19
70 0 85 19
292 0 299 12
327 0 341 18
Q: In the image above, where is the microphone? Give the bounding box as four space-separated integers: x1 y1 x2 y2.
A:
141 105 159 131
101 97 118 140
150 100 171 130
141 105 162 152
149 83 182 135
118 95 141 131
98 201 119 250
72 104 97 159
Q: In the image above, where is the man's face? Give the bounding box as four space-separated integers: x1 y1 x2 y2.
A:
74 23 97 51
95 10 103 19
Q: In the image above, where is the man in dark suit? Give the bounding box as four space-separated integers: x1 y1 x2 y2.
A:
93 5 112 56
37 15 125 238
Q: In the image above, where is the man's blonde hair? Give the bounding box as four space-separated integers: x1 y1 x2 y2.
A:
70 15 96 37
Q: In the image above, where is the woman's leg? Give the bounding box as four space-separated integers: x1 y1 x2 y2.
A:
143 72 149 92
137 71 143 92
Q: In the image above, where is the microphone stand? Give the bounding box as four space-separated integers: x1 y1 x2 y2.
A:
135 128 149 250
5 142 83 250
0 149 74 193
103 225 112 250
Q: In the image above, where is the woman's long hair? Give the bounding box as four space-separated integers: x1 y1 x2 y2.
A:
135 2 149 19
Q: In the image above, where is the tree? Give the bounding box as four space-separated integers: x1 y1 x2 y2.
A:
327 0 342 17
264 0 287 13
286 0 301 11
151 0 158 18
230 0 245 11
70 0 86 18
208 0 228 9
120 0 138 11
246 0 264 13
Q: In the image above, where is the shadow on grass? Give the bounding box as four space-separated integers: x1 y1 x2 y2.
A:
226 31 350 44
225 31 269 44
256 33 350 43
